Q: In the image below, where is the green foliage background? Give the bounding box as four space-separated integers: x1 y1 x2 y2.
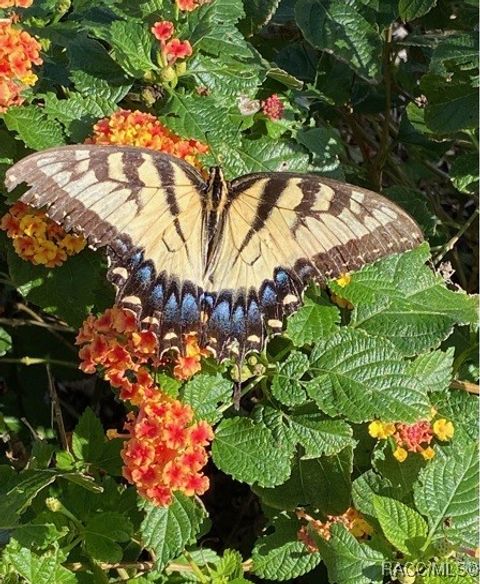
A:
0 0 478 582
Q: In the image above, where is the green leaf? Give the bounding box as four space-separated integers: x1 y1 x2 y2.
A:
286 297 340 347
408 348 454 393
84 512 133 563
286 414 354 458
43 93 117 142
330 244 479 356
352 469 390 517
429 32 479 75
3 106 65 151
255 447 353 512
141 493 206 570
373 441 425 501
71 408 105 464
295 0 382 81
373 496 428 555
0 469 58 527
450 152 479 194
271 351 310 406
296 127 345 177
398 0 437 21
93 20 156 78
424 84 479 134
414 444 478 548
7 248 112 328
315 524 384 584
307 328 430 423
188 54 264 98
242 0 281 35
0 327 12 356
252 513 322 580
182 373 232 424
212 417 294 487
3 544 77 584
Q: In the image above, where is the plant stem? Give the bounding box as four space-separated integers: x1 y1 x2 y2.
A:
1 356 78 368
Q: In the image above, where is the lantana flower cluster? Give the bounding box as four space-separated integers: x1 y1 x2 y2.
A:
368 416 454 462
76 307 213 506
0 201 86 267
261 94 284 121
176 0 210 11
0 0 32 7
0 18 42 112
297 508 373 552
151 21 192 65
87 109 208 169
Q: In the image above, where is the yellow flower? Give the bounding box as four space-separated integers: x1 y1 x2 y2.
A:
432 419 454 441
19 214 47 238
61 233 87 255
350 516 374 538
368 420 396 439
336 273 352 288
20 72 38 86
393 446 408 462
421 446 436 460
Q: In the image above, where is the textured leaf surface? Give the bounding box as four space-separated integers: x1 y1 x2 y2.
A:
3 545 77 584
286 297 339 347
271 351 310 406
329 245 478 355
399 0 437 20
414 444 478 548
212 417 294 487
307 328 430 423
252 514 322 580
295 0 382 80
141 494 206 570
373 496 427 555
408 348 454 392
316 524 384 584
182 373 232 424
3 106 65 150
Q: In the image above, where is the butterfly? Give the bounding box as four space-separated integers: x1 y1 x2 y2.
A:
5 145 423 359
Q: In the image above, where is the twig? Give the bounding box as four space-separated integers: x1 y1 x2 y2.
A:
433 209 479 265
66 562 155 573
0 317 75 333
46 364 69 451
450 379 480 395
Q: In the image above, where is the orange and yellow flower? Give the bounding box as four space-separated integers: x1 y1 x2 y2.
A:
262 94 284 121
176 0 210 11
173 333 209 381
0 18 42 111
297 508 373 552
122 395 213 506
369 417 455 463
87 109 208 169
1 201 86 267
0 0 33 8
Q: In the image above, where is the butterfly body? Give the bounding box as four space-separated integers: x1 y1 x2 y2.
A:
5 145 423 358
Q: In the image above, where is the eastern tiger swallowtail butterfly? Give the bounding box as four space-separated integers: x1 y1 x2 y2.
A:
5 145 423 359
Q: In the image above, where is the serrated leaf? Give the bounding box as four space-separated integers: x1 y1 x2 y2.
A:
266 67 304 90
352 470 389 517
3 544 77 584
307 328 430 423
424 84 478 134
373 496 428 555
212 417 294 487
286 297 340 347
399 0 437 21
255 447 352 512
7 248 112 327
316 524 384 584
188 54 263 98
182 373 232 424
141 493 206 570
295 0 382 81
296 127 345 177
408 348 454 392
271 351 310 406
93 20 156 78
84 512 133 563
72 408 105 464
429 32 479 75
0 327 12 356
0 470 58 527
252 513 322 580
242 0 280 34
287 415 354 458
414 444 478 548
329 244 478 356
450 153 479 194
3 106 65 151
373 441 425 501
43 93 117 142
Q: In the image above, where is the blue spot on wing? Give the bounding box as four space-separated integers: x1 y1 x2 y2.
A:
164 293 179 321
134 264 154 287
210 300 231 336
181 293 199 326
150 283 164 308
260 284 277 308
232 304 246 337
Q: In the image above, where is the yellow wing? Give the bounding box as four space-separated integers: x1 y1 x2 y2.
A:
202 173 423 354
6 145 207 347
